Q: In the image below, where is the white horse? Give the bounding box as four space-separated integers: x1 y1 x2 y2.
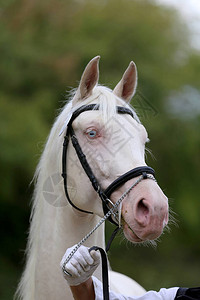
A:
16 56 169 300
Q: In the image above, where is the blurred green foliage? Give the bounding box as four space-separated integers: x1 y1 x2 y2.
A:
0 0 200 298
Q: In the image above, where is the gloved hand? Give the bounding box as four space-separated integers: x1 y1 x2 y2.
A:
60 245 100 286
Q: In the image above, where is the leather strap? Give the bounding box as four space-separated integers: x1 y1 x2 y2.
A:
62 135 93 214
89 246 110 300
68 104 134 126
104 166 155 198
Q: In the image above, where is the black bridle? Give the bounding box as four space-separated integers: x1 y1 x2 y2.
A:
62 104 155 226
61 104 156 300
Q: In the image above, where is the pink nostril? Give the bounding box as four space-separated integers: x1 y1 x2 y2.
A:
135 199 150 226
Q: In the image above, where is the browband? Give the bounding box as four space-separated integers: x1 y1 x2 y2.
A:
68 104 134 126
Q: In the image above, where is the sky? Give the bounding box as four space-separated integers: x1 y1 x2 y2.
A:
155 0 200 49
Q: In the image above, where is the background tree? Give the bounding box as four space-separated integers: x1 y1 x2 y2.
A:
0 0 200 298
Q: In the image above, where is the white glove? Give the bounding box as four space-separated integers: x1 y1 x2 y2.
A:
60 245 100 286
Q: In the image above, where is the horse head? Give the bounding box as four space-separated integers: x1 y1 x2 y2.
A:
63 56 168 244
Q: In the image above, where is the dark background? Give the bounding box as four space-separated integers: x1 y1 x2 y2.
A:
1 0 200 299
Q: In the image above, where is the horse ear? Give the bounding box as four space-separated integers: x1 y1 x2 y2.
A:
73 56 100 104
113 61 137 103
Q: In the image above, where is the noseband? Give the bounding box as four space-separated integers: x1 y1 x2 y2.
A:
62 104 155 225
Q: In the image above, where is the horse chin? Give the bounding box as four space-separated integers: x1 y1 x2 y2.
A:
122 220 163 244
122 223 144 243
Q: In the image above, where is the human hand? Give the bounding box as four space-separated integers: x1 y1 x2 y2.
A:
60 245 100 286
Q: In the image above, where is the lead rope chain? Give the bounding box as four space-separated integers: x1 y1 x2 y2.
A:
62 174 155 275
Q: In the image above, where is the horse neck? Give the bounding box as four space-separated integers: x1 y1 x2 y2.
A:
18 192 105 300
38 201 105 249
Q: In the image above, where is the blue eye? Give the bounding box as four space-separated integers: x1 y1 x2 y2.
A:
87 130 97 138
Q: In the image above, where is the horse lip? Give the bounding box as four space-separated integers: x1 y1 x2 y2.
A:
121 215 143 242
121 213 164 242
